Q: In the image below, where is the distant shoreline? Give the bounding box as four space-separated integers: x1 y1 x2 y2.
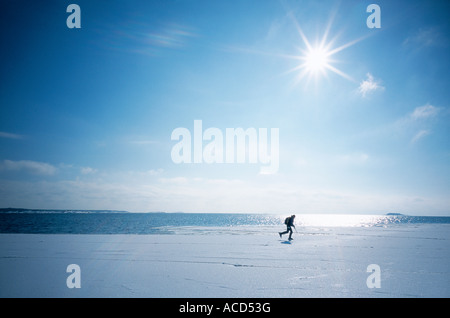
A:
1 208 450 218
0 208 130 214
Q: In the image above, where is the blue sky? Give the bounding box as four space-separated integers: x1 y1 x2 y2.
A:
0 0 449 214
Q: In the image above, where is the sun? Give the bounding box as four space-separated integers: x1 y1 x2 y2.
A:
284 12 367 85
293 35 355 84
303 46 330 74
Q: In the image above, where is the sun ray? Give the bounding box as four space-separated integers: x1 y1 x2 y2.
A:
324 63 355 82
286 14 367 86
319 10 336 49
326 34 369 56
287 11 313 53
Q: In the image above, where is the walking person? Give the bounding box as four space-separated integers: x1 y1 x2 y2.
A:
279 215 296 241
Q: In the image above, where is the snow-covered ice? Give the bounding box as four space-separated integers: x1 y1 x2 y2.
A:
0 224 448 297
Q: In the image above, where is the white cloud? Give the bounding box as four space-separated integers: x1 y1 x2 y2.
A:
80 167 98 175
358 73 384 97
367 103 442 145
158 177 188 185
1 176 448 215
101 21 198 57
0 131 25 140
403 27 446 48
336 152 369 165
0 160 57 176
410 130 430 144
128 140 158 145
410 103 439 120
145 169 164 176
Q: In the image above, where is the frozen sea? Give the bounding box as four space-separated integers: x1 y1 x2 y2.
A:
0 211 449 298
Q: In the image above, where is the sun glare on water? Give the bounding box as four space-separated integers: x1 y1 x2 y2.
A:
296 214 394 227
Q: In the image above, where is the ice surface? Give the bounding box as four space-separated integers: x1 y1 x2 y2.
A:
0 224 448 297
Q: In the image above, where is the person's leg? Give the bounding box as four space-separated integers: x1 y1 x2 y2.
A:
288 227 293 240
279 225 290 237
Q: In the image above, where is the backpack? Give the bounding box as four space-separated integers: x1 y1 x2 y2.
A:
284 217 290 225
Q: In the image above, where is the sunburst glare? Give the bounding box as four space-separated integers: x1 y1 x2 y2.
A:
304 46 330 74
286 11 367 86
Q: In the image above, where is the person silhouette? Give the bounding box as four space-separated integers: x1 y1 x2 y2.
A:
279 215 296 240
